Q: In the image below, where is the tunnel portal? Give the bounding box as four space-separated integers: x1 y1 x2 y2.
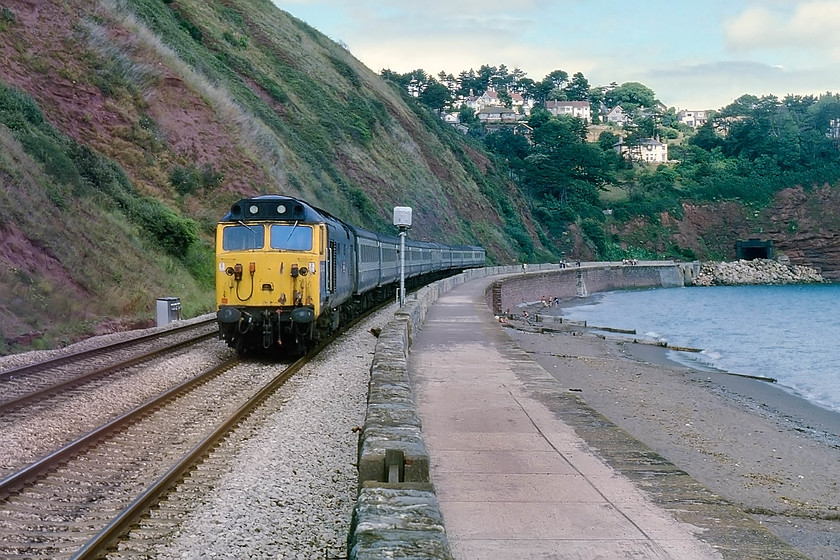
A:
736 238 773 260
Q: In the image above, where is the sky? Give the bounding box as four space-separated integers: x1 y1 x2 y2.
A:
274 0 840 111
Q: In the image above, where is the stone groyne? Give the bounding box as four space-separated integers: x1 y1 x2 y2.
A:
692 259 825 286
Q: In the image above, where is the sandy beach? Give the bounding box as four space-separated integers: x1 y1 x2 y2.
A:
503 312 840 560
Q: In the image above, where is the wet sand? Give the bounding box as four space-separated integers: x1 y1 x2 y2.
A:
502 315 840 559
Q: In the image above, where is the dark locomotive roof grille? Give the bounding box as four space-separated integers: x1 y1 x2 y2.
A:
224 196 310 221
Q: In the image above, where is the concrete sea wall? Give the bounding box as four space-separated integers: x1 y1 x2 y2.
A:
486 262 689 315
347 262 686 558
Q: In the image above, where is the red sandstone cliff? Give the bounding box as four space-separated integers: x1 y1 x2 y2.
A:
614 185 840 281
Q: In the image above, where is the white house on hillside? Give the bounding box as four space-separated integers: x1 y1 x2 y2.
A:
462 88 533 115
544 100 591 122
605 105 628 126
677 110 709 128
614 137 668 163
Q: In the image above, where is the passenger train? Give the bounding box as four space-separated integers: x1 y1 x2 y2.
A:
215 195 485 354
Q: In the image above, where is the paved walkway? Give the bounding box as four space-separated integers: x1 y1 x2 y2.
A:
408 275 800 560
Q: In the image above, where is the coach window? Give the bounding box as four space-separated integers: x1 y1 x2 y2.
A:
223 224 265 251
270 224 313 251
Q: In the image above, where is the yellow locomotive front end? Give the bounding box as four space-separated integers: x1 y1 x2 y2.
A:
215 197 326 355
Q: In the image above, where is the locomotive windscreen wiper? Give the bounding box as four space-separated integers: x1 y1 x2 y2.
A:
237 220 256 232
285 221 299 242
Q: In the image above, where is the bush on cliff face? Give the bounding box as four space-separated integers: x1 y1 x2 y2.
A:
0 82 201 262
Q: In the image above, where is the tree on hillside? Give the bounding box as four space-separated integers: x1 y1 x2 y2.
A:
437 71 457 93
514 76 536 96
455 69 483 97
457 105 479 126
483 128 531 182
718 94 761 118
490 64 511 90
510 67 528 88
497 88 512 107
417 80 452 112
627 115 658 140
563 72 590 101
598 130 621 151
547 87 567 101
689 120 724 152
381 68 429 96
523 115 612 231
604 82 656 111
808 93 840 149
588 87 605 123
532 70 569 104
477 65 500 88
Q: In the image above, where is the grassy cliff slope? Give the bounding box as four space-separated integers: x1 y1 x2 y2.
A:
0 0 543 352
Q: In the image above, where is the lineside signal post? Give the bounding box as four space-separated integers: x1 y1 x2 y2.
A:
393 206 412 307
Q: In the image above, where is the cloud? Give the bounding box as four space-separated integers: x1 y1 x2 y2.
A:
725 1 840 55
646 59 840 109
353 33 595 80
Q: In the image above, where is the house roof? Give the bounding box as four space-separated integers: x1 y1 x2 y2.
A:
613 137 666 148
478 106 516 115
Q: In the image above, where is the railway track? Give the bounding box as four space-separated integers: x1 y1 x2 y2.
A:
0 318 217 412
0 319 223 481
0 306 386 558
0 352 291 558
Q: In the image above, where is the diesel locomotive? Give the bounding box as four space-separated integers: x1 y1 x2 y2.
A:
215 195 485 354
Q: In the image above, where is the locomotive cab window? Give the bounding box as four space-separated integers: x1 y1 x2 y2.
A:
270 224 313 251
222 224 265 251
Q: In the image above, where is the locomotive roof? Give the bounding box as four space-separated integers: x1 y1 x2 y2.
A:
220 195 328 223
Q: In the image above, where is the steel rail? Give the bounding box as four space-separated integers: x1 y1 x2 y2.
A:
0 356 241 501
0 331 217 413
0 318 216 382
71 354 307 560
71 301 390 559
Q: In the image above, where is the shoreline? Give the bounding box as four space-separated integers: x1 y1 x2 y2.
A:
622 335 840 448
539 291 840 421
502 315 840 559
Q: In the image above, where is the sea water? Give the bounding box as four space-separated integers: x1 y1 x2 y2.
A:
560 283 840 414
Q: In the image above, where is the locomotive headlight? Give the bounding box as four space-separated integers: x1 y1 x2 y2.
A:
299 266 308 276
308 262 316 274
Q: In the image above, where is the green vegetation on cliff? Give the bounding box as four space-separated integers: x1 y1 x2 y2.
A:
2 0 840 354
0 0 544 353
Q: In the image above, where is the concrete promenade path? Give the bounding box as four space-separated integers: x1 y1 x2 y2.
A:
407 274 799 560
